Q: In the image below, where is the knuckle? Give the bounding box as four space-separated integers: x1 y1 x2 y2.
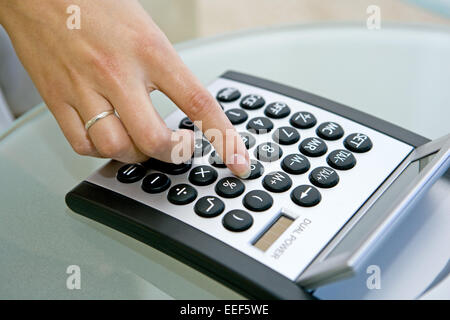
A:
96 137 129 159
88 52 124 86
72 140 95 156
187 89 214 120
42 85 66 105
139 130 169 155
134 31 168 63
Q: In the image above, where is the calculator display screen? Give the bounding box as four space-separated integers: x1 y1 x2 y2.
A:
253 216 294 252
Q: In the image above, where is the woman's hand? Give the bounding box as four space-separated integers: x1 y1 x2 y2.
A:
0 0 250 177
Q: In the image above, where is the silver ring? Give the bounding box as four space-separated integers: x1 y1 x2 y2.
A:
85 110 118 130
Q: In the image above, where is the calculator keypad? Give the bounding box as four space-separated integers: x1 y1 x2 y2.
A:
117 87 366 216
117 85 371 231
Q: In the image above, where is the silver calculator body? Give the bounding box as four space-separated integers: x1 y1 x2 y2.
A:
66 71 450 299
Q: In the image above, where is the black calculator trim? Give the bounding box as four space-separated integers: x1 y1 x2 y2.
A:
66 71 429 300
222 71 429 147
66 181 312 300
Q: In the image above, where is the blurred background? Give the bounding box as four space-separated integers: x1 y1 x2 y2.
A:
0 0 449 129
140 0 450 43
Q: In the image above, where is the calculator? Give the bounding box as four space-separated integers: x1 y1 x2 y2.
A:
66 71 450 299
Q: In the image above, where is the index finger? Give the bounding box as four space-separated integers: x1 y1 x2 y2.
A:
155 58 251 178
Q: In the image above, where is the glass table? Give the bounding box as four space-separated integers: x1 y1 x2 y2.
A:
1 24 449 299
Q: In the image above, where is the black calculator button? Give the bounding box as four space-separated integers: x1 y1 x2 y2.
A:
281 154 310 174
316 122 344 140
141 173 171 193
223 210 253 232
117 164 146 183
327 149 356 170
262 171 292 193
309 166 339 188
239 131 256 149
291 185 321 207
240 94 265 110
144 158 192 175
264 102 291 119
299 137 328 157
189 165 218 186
194 196 225 218
344 133 373 153
255 142 283 162
272 126 300 145
216 87 241 102
246 117 274 134
243 190 273 212
208 151 227 168
290 111 317 129
215 177 245 198
164 162 192 175
193 139 211 158
179 117 195 130
225 108 248 125
246 159 264 180
167 184 197 205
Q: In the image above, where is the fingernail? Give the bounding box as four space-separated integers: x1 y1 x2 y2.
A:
239 169 251 179
232 153 251 179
